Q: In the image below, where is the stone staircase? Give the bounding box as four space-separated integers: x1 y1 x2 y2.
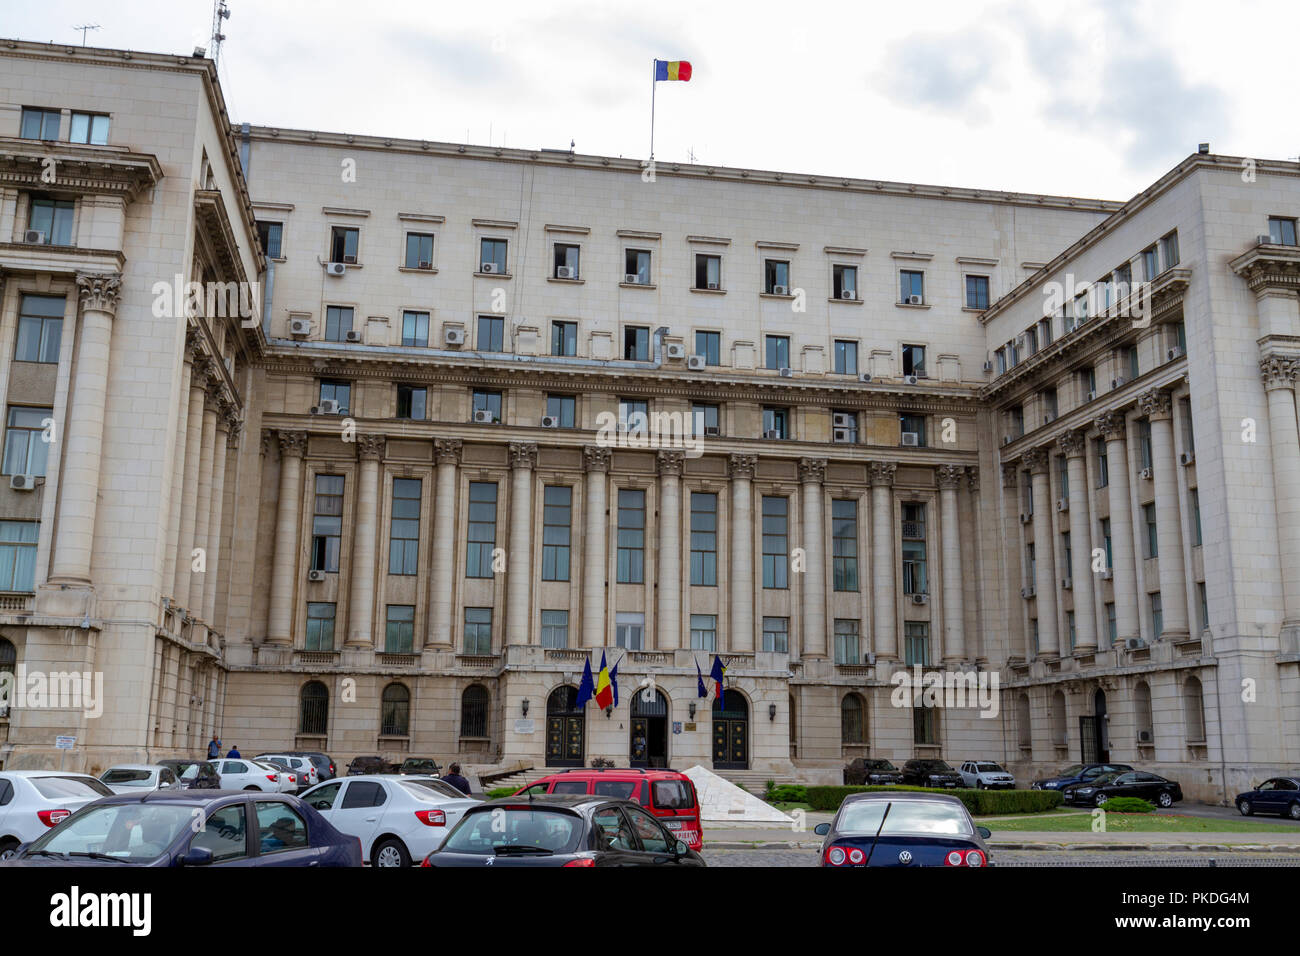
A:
712 770 789 795
479 767 551 793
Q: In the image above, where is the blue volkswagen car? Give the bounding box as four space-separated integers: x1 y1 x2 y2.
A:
1235 777 1300 820
0 790 362 867
814 792 992 867
1031 763 1133 792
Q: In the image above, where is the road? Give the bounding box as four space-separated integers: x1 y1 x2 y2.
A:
701 848 1300 867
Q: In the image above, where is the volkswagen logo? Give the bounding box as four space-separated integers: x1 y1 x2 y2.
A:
898 850 913 864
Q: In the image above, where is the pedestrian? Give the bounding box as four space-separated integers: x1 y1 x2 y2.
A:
207 735 221 759
227 744 241 758
443 762 471 795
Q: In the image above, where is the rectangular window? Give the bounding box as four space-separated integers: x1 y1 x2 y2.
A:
69 112 109 145
1179 397 1195 455
388 478 422 575
690 492 718 586
310 476 345 572
1106 603 1117 646
762 496 789 589
762 407 788 439
1067 610 1076 650
318 380 351 414
695 331 721 365
324 306 353 342
913 704 937 745
834 619 861 665
1095 437 1109 487
304 603 336 651
902 344 927 378
691 403 720 439
1062 530 1072 577
480 238 508 274
546 394 576 428
615 612 644 651
553 243 580 279
401 311 429 348
1043 388 1058 423
762 617 789 653
902 503 927 595
464 607 493 655
1056 453 1069 498
833 340 858 375
764 259 790 294
1074 291 1089 325
1139 419 1152 470
904 622 931 666
900 270 924 303
477 315 504 352
1040 317 1054 346
1027 542 1036 584
541 610 569 649
833 264 858 299
899 413 927 446
1191 488 1202 546
765 335 790 370
619 399 649 433
1150 592 1163 637
1198 583 1209 633
20 107 60 140
28 197 75 246
1127 346 1140 381
466 482 498 578
625 249 651 284
1144 503 1158 559
551 321 577 356
616 489 646 583
1160 231 1179 270
257 221 283 258
832 499 859 592
0 521 38 591
1268 216 1298 246
2 407 52 476
690 614 717 651
1101 517 1113 570
472 390 502 422
695 254 721 289
15 294 64 364
385 605 415 653
330 227 359 264
623 326 649 361
541 486 572 581
1141 245 1159 281
965 274 990 309
405 233 434 269
396 385 426 420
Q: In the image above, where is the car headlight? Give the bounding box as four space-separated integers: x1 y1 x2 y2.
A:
1078 788 1094 794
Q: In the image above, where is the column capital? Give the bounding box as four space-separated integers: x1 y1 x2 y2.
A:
75 271 123 318
1138 387 1172 421
657 450 685 476
936 464 965 490
434 438 463 465
1000 462 1018 489
728 453 758 480
1094 409 1127 442
184 327 204 362
1261 355 1299 391
966 466 980 493
204 376 226 409
583 444 612 473
1023 447 1050 474
1057 429 1087 458
868 460 897 486
356 434 386 460
220 403 241 433
225 419 243 449
260 428 275 457
509 441 539 470
798 457 827 484
277 429 308 458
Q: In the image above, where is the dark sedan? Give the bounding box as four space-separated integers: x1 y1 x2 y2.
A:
1235 777 1300 819
814 792 992 867
1063 770 1183 808
900 759 963 789
844 758 904 786
1032 763 1133 792
421 794 705 867
0 791 362 867
346 755 393 776
156 759 221 790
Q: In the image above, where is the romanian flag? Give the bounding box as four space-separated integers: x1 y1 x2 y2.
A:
654 59 692 82
709 655 726 706
594 651 615 710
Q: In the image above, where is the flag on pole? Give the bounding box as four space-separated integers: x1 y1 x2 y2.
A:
709 655 727 706
654 59 692 82
575 657 595 709
696 658 708 698
610 658 621 707
595 651 615 709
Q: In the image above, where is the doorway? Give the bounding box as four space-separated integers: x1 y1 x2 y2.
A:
545 685 585 767
630 689 668 768
712 691 749 770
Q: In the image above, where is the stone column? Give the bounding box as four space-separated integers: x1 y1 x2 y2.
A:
1025 447 1060 658
163 331 199 597
967 467 985 662
506 442 538 646
266 430 307 645
799 457 828 658
428 438 462 647
201 409 232 623
870 461 898 660
187 382 220 615
1261 357 1300 627
1059 430 1097 652
348 435 385 648
656 451 685 651
937 464 965 662
174 357 210 605
728 454 757 653
49 273 122 584
582 445 612 648
1140 388 1189 638
1095 410 1139 644
1001 463 1030 659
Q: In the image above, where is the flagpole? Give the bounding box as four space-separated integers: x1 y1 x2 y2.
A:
649 58 656 160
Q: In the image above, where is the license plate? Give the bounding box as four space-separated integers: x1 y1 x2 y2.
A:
663 821 682 829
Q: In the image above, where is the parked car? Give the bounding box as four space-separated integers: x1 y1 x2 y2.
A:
1031 763 1133 791
99 764 182 795
283 751 337 782
300 774 480 867
815 791 992 867
958 761 1016 790
0 771 115 861
844 758 904 786
1063 770 1183 808
398 758 441 776
257 754 320 790
156 760 222 790
900 759 964 789
346 755 394 776
514 768 703 851
1235 777 1300 819
207 757 284 792
0 791 362 867
421 793 704 867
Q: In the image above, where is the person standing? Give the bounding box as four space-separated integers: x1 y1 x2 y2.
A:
227 744 241 758
443 763 471 795
207 735 221 759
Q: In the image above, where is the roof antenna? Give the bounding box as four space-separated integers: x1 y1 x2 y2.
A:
73 23 100 46
209 0 231 65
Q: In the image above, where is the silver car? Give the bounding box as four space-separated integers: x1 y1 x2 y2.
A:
958 760 1016 790
98 764 182 795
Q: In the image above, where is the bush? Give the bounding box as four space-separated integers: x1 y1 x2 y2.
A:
485 786 517 800
805 785 1063 816
764 779 777 799
1099 796 1155 813
768 784 809 804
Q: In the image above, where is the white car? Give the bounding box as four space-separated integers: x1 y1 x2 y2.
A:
300 774 480 867
98 764 181 795
207 757 284 792
0 770 115 859
958 760 1017 790
257 754 319 790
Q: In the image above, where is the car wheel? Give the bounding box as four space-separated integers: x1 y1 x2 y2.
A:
1095 793 1108 808
0 839 18 861
244 785 259 791
372 838 411 868
1289 802 1300 821
1157 791 1173 808
1237 798 1253 816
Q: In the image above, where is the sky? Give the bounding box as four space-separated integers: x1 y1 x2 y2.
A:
6 0 1296 202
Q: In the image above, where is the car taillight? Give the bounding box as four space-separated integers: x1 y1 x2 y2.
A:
267 775 278 782
563 858 595 867
825 846 847 866
965 849 986 867
38 809 70 827
420 855 433 867
847 848 865 864
414 809 446 826
945 850 964 866
944 848 987 867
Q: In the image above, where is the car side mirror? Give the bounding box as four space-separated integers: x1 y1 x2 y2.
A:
674 839 689 857
159 781 172 789
977 826 992 840
180 846 214 867
814 822 830 836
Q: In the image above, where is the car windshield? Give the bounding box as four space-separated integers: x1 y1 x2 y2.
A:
1057 765 1086 777
101 769 153 787
26 803 196 862
975 763 1005 773
441 808 583 854
400 779 465 801
917 761 953 772
30 776 113 799
863 760 898 771
403 760 438 772
838 800 973 836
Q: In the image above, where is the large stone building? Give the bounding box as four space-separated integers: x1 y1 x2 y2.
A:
0 39 1296 801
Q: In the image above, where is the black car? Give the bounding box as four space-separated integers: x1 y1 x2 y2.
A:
900 759 963 789
399 758 441 776
421 794 705 867
814 792 993 867
157 759 221 790
346 755 393 776
1235 777 1300 819
1063 770 1183 808
844 758 904 786
284 751 337 782
1032 763 1133 792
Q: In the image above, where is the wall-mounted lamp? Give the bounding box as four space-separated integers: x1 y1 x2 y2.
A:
605 706 613 719
769 704 777 721
521 698 529 717
688 702 696 720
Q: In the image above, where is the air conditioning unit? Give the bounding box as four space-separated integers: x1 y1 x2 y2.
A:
9 474 36 491
23 229 45 245
903 374 919 386
858 373 873 384
840 289 856 300
311 399 340 416
778 367 794 378
556 266 576 279
907 294 923 305
342 254 357 264
445 328 466 346
481 262 499 274
666 343 686 360
982 361 993 372
308 569 326 582
1020 512 1032 524
1111 376 1125 389
1056 498 1069 512
1258 234 1274 246
901 432 920 446
687 355 706 371
344 330 362 343
624 273 642 284
706 281 719 291
832 413 854 428
1167 347 1184 361
1137 730 1152 743
1061 578 1073 590
1085 390 1096 402
763 429 782 440
911 593 928 606
833 428 854 444
290 318 313 337
472 409 496 424
325 262 347 277
540 416 560 429
1102 569 1113 580
772 285 788 296
1021 585 1036 598
418 260 432 270
1125 637 1145 650
1139 466 1153 480
703 426 720 437
1180 451 1195 466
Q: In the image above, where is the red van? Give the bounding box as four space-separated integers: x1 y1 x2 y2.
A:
515 769 703 850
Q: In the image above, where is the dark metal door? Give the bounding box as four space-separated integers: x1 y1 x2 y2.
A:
1079 716 1098 764
712 694 749 770
630 689 668 768
546 686 585 767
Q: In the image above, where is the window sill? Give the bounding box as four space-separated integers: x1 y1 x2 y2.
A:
547 276 585 285
961 306 988 313
895 302 931 309
398 266 438 275
759 292 795 300
473 271 512 279
829 297 862 305
619 281 656 290
270 256 288 264
690 287 726 295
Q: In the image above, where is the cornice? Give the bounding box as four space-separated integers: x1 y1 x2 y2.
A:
0 138 163 200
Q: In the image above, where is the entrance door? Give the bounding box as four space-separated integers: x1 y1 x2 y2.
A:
545 686 585 767
1079 715 1098 763
712 692 749 770
630 689 668 768
1093 689 1110 763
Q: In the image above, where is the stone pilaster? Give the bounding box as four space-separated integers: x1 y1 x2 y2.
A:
582 445 612 648
428 438 462 647
1261 356 1300 627
1095 410 1140 644
163 330 200 596
729 453 758 653
507 442 538 646
348 434 385 647
187 379 221 614
1140 387 1188 638
799 457 828 658
1059 429 1097 652
1001 461 1030 659
937 464 965 662
202 407 232 623
656 451 685 651
870 460 898 660
266 430 308 645
1024 447 1059 658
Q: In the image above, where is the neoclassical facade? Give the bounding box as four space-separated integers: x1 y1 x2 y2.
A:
0 40 1297 800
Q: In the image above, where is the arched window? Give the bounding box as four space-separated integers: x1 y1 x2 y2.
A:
461 684 489 738
380 683 410 737
1050 690 1067 747
1016 693 1032 749
299 680 328 735
1183 676 1206 743
840 693 865 744
1134 681 1154 743
0 637 15 718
